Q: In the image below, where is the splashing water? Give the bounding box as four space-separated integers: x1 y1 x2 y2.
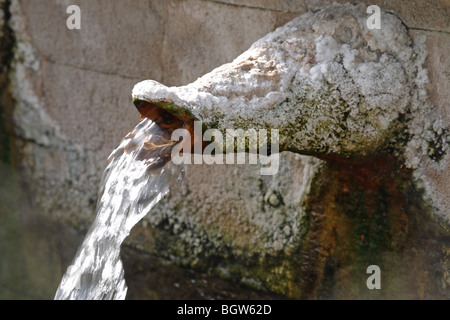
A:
54 117 184 300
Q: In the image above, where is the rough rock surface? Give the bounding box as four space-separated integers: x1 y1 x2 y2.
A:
133 3 432 160
0 0 449 299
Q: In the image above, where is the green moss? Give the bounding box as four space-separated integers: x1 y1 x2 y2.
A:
153 101 198 120
426 128 449 162
302 156 450 299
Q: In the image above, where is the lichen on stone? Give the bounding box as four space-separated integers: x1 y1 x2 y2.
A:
133 2 423 160
129 2 450 297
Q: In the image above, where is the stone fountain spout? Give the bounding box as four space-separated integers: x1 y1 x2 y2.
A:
132 3 419 160
127 2 450 299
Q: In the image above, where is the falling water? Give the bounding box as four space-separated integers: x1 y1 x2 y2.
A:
54 117 184 300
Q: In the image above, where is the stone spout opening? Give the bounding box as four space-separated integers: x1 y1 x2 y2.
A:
131 2 424 162
133 99 207 155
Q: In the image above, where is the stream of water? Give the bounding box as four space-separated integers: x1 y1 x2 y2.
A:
54 117 184 300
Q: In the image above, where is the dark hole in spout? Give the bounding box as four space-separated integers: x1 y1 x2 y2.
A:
135 100 207 154
134 101 188 135
123 101 206 171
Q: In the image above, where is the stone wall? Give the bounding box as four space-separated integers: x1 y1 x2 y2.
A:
0 0 449 299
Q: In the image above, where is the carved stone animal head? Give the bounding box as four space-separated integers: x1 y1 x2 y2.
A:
132 3 421 161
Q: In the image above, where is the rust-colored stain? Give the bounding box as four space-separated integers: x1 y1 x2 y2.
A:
121 101 207 170
299 154 449 299
135 101 208 155
124 102 449 299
